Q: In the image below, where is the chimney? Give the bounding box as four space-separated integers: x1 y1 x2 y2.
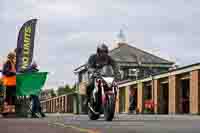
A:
111 29 127 49
112 42 127 49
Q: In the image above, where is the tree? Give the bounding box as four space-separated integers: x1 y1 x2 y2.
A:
50 89 56 97
71 83 77 92
57 84 76 96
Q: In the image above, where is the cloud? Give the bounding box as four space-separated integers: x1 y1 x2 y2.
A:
1 0 200 89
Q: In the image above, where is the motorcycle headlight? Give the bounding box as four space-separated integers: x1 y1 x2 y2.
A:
102 81 112 88
107 83 112 88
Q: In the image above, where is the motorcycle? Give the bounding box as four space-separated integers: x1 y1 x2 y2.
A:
87 65 118 121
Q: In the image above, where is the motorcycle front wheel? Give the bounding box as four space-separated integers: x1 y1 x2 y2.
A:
104 94 116 121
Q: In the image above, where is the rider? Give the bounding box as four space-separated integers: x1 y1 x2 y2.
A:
84 43 120 105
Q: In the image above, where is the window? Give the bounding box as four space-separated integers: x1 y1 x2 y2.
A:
144 86 152 100
119 70 124 80
82 72 89 82
128 69 137 76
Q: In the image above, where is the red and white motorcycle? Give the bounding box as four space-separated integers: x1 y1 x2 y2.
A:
88 65 118 121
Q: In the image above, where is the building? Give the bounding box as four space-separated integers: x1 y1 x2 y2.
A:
117 63 200 114
74 42 174 113
39 33 199 115
41 62 200 115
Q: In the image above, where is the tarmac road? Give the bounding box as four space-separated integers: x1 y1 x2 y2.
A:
1 114 200 133
47 114 200 133
0 117 86 133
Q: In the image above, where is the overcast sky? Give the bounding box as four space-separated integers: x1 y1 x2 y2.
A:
1 0 200 89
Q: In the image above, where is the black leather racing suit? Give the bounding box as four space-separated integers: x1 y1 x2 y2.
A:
86 54 120 98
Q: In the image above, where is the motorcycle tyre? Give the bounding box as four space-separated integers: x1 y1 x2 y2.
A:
88 108 100 120
88 95 100 120
104 94 115 121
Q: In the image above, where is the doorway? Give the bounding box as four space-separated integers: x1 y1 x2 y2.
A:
180 79 190 114
160 83 169 114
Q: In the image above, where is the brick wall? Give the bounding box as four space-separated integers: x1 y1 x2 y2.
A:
169 75 180 114
190 70 200 114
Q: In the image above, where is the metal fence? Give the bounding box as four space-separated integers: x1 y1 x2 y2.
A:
40 93 76 113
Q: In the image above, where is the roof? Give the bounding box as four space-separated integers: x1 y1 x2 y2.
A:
154 62 200 76
119 62 200 88
74 64 87 73
109 43 174 65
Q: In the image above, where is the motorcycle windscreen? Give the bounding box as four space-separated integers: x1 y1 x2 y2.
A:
100 65 114 77
102 77 114 84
